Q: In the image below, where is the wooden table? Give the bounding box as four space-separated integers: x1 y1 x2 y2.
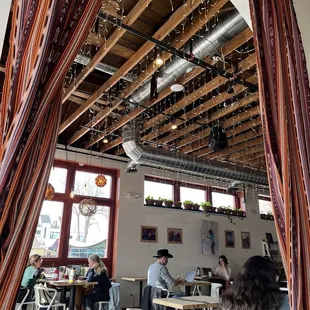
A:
153 296 219 309
121 277 147 307
49 280 98 310
179 281 211 296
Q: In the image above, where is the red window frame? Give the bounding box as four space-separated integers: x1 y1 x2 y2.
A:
38 160 118 275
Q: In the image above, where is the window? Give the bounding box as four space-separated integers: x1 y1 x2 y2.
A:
31 201 63 258
48 167 67 193
144 180 173 200
180 186 205 204
259 196 272 214
211 191 235 209
30 161 116 272
68 204 110 258
74 171 112 198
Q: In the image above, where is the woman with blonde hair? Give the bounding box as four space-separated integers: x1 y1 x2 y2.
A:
76 254 111 310
17 254 44 309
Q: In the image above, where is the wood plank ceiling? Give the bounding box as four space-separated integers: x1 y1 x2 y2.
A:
0 0 266 171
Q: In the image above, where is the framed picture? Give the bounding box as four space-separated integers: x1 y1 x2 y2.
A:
241 231 251 249
225 230 235 248
201 220 219 256
167 228 183 244
140 226 158 243
266 233 274 244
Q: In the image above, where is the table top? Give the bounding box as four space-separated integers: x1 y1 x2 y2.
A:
153 296 219 309
121 277 147 282
48 280 98 287
179 280 211 287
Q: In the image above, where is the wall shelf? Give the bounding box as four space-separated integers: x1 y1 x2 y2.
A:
144 204 246 218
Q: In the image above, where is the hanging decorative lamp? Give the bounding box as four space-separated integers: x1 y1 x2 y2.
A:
45 183 55 200
95 174 107 187
79 198 97 217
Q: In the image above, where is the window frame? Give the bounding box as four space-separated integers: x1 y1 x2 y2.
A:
258 195 272 214
39 160 117 274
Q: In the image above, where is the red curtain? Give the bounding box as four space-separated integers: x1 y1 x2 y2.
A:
250 0 310 308
0 0 102 308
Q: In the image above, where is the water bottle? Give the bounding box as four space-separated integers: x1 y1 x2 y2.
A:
69 267 76 283
52 267 59 281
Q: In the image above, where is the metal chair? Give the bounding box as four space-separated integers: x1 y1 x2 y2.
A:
210 283 222 298
16 288 36 310
95 301 110 310
34 285 66 310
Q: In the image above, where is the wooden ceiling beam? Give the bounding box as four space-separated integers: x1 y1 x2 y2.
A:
191 126 262 158
85 0 231 149
115 104 260 156
181 118 262 154
100 26 252 153
62 0 206 144
236 151 265 163
143 76 258 144
142 53 257 133
228 144 265 161
62 0 151 104
85 32 135 59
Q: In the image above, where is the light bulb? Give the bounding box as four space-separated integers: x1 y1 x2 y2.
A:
153 55 163 67
171 124 178 130
103 138 109 143
69 190 75 199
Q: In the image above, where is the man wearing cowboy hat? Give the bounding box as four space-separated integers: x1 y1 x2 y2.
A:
147 249 183 291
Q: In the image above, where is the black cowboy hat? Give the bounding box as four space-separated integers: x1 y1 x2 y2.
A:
153 249 173 258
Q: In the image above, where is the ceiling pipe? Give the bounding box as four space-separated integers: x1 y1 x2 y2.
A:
122 122 268 188
74 54 133 82
100 10 257 105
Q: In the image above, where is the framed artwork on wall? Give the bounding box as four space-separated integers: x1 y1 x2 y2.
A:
241 231 251 249
167 228 183 244
201 220 219 256
225 230 235 248
140 226 158 243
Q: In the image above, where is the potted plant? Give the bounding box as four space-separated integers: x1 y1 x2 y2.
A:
217 206 225 214
154 197 164 206
164 199 173 208
235 207 245 217
260 213 268 219
192 203 200 211
230 206 238 216
173 201 182 208
183 200 193 210
145 195 154 205
267 211 274 220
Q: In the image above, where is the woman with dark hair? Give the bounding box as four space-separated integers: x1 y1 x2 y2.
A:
220 256 289 310
215 255 231 281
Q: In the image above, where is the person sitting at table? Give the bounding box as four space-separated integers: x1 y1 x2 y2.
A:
147 249 183 294
214 255 231 281
220 256 289 310
17 254 44 310
80 254 111 310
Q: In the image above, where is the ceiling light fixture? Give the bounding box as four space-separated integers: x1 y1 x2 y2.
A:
103 137 109 144
170 83 184 92
153 54 164 67
171 124 178 130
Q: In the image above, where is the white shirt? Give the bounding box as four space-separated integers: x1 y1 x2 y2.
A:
215 266 231 280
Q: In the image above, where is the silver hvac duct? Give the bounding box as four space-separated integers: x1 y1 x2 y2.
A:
129 10 247 103
122 123 269 187
74 54 133 82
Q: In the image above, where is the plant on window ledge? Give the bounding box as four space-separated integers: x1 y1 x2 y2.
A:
266 211 274 220
145 195 155 205
201 202 215 213
173 201 182 208
164 199 173 208
154 197 164 206
183 200 193 210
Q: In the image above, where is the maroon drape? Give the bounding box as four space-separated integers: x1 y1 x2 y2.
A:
0 0 102 308
250 0 310 308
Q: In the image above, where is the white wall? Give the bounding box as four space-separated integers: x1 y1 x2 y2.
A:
230 0 310 79
55 147 277 308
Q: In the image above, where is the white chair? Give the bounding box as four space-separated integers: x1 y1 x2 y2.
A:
95 301 110 310
210 283 222 298
34 285 66 310
160 288 172 298
16 288 35 310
